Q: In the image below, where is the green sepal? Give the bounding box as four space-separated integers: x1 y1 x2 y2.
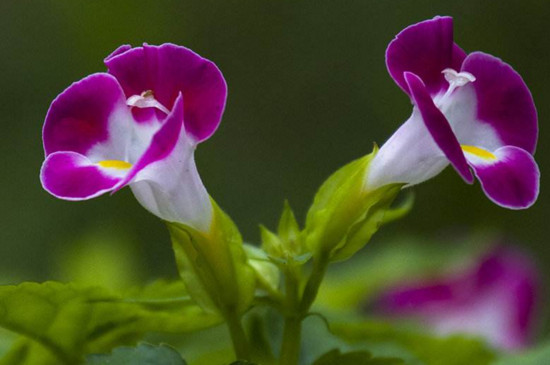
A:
329 184 402 262
305 148 406 261
242 244 280 296
259 225 283 259
167 199 256 315
277 200 300 248
380 192 414 225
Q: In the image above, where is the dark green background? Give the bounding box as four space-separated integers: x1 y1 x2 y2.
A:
0 1 547 284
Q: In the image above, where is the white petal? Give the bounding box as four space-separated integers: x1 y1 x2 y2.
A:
129 129 212 232
441 84 502 151
86 105 135 162
366 109 448 190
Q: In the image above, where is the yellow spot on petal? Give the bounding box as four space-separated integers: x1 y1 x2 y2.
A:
461 145 497 160
98 160 132 170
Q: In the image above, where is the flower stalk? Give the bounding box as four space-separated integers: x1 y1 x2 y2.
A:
279 252 330 365
224 308 252 361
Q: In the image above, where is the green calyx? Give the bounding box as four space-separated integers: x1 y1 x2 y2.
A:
304 147 411 262
166 199 256 316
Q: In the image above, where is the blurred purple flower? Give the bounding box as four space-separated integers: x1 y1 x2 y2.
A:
40 44 227 231
374 247 541 351
366 16 539 209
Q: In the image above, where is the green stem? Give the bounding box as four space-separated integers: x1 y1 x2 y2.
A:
224 309 251 361
299 253 329 313
279 314 303 365
279 265 302 365
279 254 330 365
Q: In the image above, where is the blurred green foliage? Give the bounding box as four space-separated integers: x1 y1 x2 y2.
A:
0 234 539 364
0 281 220 364
0 1 547 296
86 343 186 365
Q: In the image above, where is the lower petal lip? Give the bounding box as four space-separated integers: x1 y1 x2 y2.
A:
467 145 540 209
40 151 123 201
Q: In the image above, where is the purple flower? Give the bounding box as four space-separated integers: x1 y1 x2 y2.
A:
40 44 227 231
374 247 540 351
366 17 539 209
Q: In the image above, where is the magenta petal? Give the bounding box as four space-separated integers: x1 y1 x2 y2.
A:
114 94 185 191
462 52 538 154
43 73 127 156
404 72 473 183
468 146 539 209
105 43 227 142
386 16 466 97
40 151 122 200
104 44 132 62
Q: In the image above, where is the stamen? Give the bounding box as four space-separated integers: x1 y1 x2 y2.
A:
126 90 170 115
442 68 476 87
461 145 497 160
437 69 476 106
98 160 133 170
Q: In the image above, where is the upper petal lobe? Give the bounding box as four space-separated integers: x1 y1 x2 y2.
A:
386 16 466 97
104 43 227 142
461 52 537 153
43 73 128 156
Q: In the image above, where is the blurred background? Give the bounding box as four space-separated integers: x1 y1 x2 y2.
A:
0 0 547 296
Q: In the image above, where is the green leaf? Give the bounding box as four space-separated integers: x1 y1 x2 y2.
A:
0 327 17 358
172 323 234 365
331 320 496 365
299 315 415 365
86 343 186 364
0 281 221 364
313 349 403 365
167 199 256 315
0 338 59 365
